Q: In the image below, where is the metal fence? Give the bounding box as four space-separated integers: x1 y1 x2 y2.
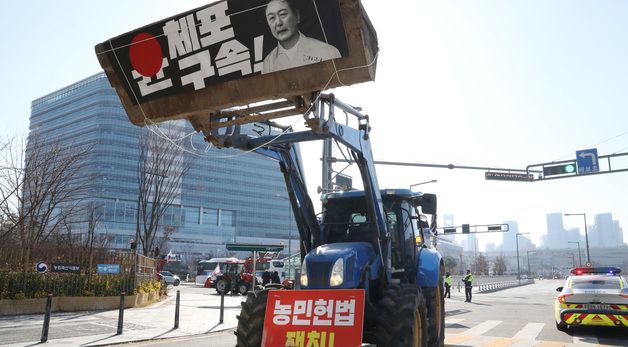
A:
476 279 535 293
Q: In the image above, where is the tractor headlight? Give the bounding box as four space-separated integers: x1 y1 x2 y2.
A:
330 258 344 287
300 260 308 287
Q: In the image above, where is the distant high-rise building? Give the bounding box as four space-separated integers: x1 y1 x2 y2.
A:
28 73 296 258
542 213 577 249
590 213 624 247
499 221 533 252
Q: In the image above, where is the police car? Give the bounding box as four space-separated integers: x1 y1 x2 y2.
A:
554 267 628 331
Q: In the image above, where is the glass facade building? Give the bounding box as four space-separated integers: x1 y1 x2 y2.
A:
29 73 296 259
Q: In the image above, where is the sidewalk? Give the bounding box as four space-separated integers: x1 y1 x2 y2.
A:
0 283 245 346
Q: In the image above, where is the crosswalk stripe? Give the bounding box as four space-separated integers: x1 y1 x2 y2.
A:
478 337 519 347
533 341 567 347
513 322 544 340
446 334 496 346
445 320 501 345
466 320 502 335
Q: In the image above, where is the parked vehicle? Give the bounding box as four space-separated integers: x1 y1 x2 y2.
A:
157 271 180 286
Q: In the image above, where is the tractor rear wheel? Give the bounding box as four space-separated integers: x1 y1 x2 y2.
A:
424 272 445 346
375 284 428 347
235 290 268 347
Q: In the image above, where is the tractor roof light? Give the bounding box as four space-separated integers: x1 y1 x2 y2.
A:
570 267 622 276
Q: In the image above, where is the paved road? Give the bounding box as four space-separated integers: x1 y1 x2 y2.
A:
2 280 626 346
112 280 628 347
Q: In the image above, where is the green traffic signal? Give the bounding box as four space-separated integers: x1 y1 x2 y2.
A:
543 163 577 176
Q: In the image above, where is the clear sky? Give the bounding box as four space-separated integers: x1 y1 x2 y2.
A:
1 1 627 251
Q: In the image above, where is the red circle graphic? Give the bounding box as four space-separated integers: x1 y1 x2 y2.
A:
129 33 163 77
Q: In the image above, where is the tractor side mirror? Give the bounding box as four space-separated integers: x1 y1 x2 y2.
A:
420 193 437 215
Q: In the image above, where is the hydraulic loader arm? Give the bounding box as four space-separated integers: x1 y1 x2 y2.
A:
202 93 392 282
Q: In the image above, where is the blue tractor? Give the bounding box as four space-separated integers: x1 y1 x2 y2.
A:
206 93 444 346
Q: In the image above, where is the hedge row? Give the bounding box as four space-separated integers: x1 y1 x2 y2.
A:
0 272 159 299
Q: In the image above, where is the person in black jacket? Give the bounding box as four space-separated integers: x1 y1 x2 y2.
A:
262 270 271 285
271 271 281 284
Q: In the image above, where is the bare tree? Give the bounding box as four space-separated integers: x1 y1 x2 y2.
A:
0 135 93 271
443 255 458 273
471 253 489 275
493 255 507 276
136 123 189 257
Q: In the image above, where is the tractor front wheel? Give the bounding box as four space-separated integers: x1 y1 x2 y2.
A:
375 284 428 347
238 283 249 296
235 290 269 347
424 275 445 346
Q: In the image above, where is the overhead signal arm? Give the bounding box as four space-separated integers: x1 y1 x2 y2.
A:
526 151 628 181
440 223 509 234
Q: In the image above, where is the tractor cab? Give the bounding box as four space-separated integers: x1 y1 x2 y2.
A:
310 189 436 287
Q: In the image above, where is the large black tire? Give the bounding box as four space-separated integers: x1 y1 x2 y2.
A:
216 278 230 295
235 290 268 347
424 271 445 347
375 284 428 347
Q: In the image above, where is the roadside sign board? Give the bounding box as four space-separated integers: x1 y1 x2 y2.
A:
576 148 599 174
97 264 121 274
51 263 81 274
226 243 284 252
485 172 532 182
262 289 365 347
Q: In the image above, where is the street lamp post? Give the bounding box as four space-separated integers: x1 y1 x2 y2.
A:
526 251 536 278
564 213 591 264
567 241 582 267
516 232 529 283
409 180 437 190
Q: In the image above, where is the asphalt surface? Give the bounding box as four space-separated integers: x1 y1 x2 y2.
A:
2 280 626 346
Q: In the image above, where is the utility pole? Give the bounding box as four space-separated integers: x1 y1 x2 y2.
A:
516 233 529 283
568 241 582 266
565 213 591 264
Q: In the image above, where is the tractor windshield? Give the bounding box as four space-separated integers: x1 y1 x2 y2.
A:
322 197 397 243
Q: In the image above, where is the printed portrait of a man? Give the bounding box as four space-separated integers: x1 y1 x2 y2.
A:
262 0 342 74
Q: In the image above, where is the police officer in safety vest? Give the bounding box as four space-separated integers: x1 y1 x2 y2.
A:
463 270 474 302
444 272 452 298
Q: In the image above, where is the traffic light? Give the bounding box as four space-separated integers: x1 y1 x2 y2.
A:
462 224 470 234
543 163 576 176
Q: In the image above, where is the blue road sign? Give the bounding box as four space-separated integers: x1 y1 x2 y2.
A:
97 264 120 274
576 148 599 174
